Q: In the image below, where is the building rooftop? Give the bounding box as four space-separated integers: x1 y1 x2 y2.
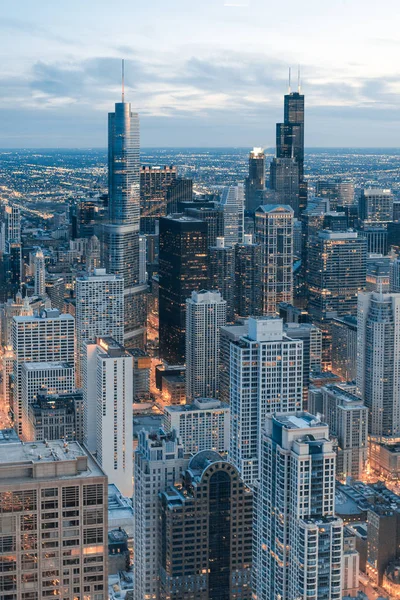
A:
318 230 358 240
95 337 128 358
275 412 326 430
165 398 228 413
77 268 123 282
22 361 74 371
14 309 73 322
0 440 105 481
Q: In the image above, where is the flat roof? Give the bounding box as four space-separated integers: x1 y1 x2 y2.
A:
165 399 228 413
22 361 74 370
0 440 104 479
274 412 327 430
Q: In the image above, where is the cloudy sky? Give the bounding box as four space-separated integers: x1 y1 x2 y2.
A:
1 0 399 147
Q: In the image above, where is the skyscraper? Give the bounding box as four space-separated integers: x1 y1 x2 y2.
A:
234 234 263 318
166 177 193 214
357 291 400 438
83 336 133 496
75 268 124 382
229 317 303 485
359 188 393 223
316 178 355 209
321 384 368 480
275 79 306 214
20 361 75 440
163 398 230 454
0 203 21 251
245 147 265 212
254 412 342 600
134 429 187 600
220 183 244 245
255 204 294 315
140 165 177 233
208 237 235 322
159 214 208 364
102 81 147 347
12 309 75 436
269 157 300 216
34 248 46 297
308 231 367 367
159 452 252 600
0 439 108 600
185 290 227 401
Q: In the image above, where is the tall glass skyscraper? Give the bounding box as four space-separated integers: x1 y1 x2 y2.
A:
103 97 147 347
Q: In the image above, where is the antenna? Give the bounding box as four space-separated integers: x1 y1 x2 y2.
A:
288 67 291 94
122 59 125 102
298 64 301 93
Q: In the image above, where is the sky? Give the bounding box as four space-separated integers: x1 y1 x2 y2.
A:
1 0 399 148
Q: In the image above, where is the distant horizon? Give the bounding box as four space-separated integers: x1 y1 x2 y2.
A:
2 146 400 152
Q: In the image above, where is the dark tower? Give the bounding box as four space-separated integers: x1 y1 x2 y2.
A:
273 70 306 215
208 237 235 323
158 214 208 364
234 234 263 318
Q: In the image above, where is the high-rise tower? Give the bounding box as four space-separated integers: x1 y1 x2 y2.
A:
274 70 307 215
185 290 227 401
255 204 294 315
245 147 265 212
229 317 303 485
34 248 46 297
158 214 208 364
102 63 147 347
357 292 400 438
254 412 343 600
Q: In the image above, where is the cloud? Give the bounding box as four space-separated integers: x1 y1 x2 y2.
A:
0 50 400 146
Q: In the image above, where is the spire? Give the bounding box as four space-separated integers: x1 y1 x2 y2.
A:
298 64 301 93
288 67 291 94
122 59 125 102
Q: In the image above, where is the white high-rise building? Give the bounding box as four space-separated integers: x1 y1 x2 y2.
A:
83 336 133 497
229 317 303 485
322 384 368 480
357 291 400 437
253 412 343 600
163 397 230 454
12 309 75 436
255 204 294 315
34 248 46 297
220 183 245 245
185 290 227 401
75 268 124 383
134 429 188 600
20 361 75 440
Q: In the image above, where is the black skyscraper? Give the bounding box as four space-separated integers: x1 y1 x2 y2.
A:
159 215 208 364
273 79 306 215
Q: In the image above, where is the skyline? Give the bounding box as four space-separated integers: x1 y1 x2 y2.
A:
1 0 400 148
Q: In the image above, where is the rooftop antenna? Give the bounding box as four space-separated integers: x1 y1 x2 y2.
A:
288 67 291 94
298 64 301 93
121 59 125 102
